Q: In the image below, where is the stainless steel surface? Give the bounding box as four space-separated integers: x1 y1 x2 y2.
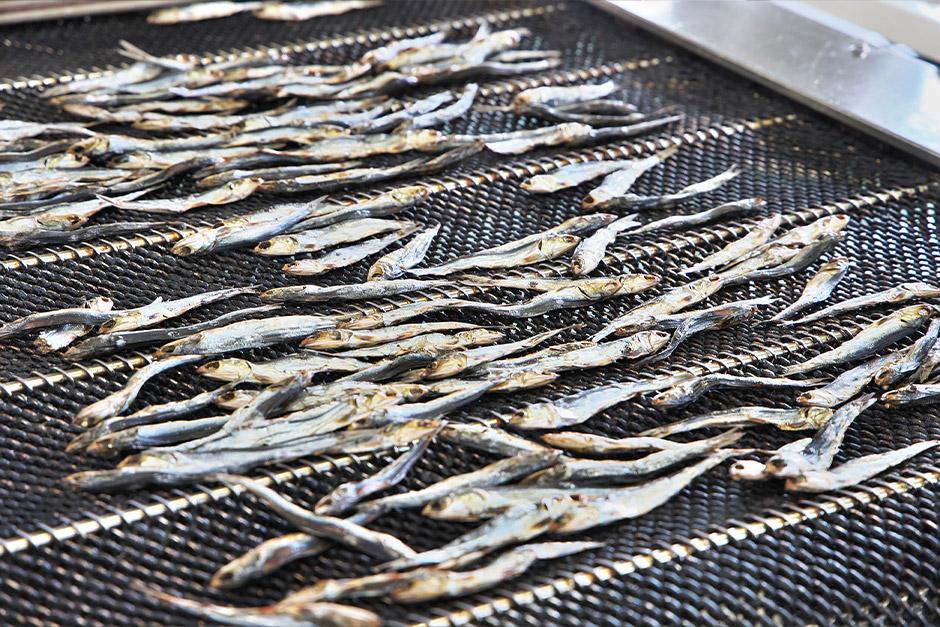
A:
589 0 940 169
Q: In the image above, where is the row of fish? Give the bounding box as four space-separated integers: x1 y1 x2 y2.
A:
148 0 381 24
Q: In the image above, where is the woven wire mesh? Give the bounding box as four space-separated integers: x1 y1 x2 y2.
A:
0 0 939 625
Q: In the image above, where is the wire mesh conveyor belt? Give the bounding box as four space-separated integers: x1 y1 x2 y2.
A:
1 1 939 625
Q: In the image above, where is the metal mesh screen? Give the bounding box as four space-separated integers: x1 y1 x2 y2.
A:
0 1 939 625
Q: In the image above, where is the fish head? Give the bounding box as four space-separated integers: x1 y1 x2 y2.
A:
383 383 430 401
198 359 254 382
98 313 142 334
491 370 558 392
254 236 299 256
455 329 505 346
108 151 153 168
421 490 486 520
879 387 920 407
898 282 940 299
389 185 432 206
899 303 938 322
763 453 811 479
228 177 264 196
521 174 553 193
366 262 392 282
796 389 837 408
506 402 562 429
617 273 661 294
801 406 835 428
579 278 627 300
728 459 769 481
541 234 582 256
154 334 201 356
823 214 851 234
171 229 220 256
691 274 726 298
85 432 130 458
316 484 358 515
650 382 696 408
37 213 86 230
67 136 108 158
119 451 172 470
633 330 671 355
421 354 468 379
43 152 88 168
209 548 270 588
384 418 442 444
300 329 352 349
341 314 383 330
213 389 256 410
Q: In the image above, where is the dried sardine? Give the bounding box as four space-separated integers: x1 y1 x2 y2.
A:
768 257 851 321
632 198 765 235
283 229 416 276
783 282 940 327
156 314 344 356
255 218 413 256
368 224 440 280
640 406 833 437
570 214 640 275
681 213 783 275
652 373 823 410
785 440 940 492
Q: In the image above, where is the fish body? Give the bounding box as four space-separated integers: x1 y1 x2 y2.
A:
156 314 343 356
784 304 936 375
522 430 743 485
282 229 415 276
506 375 689 429
359 451 561 512
148 1 262 23
652 373 822 410
592 164 741 211
73 355 205 428
399 82 479 130
253 0 381 20
581 146 678 208
468 277 631 318
874 318 940 388
301 322 479 349
881 383 940 407
769 257 851 321
198 352 368 383
798 352 899 407
438 423 555 458
99 286 256 333
423 487 610 521
785 440 940 492
98 179 260 213
336 329 503 358
505 331 669 375
410 234 580 276
540 432 684 456
523 159 638 194
783 282 940 327
632 197 766 235
416 328 566 380
34 296 112 353
255 218 413 256
288 185 430 231
640 406 833 437
513 81 621 108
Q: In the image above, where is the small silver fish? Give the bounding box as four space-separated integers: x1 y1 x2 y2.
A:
336 329 504 359
570 214 640 275
505 375 691 430
99 286 257 333
34 296 113 353
359 450 561 513
255 218 413 256
410 234 580 276
438 423 555 459
41 63 163 98
140 586 381 627
764 394 877 479
148 1 262 23
522 429 743 485
288 185 431 232
652 373 822 410
422 487 610 522
540 432 685 456
769 257 851 321
874 318 940 388
783 281 940 327
398 83 479 131
73 355 205 428
552 452 733 533
283 229 416 276
632 198 766 235
197 352 368 384
513 81 622 108
581 146 679 208
784 304 936 376
156 314 344 356
591 275 726 341
785 440 940 492
261 278 446 304
301 321 480 349
253 0 381 21
798 352 899 408
98 179 261 214
591 164 741 210
415 328 566 380
881 383 940 407
640 406 833 437
314 432 435 516
500 331 670 376
522 159 641 194
368 224 440 280
467 277 630 318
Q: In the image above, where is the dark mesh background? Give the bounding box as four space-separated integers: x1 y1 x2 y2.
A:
1 1 939 625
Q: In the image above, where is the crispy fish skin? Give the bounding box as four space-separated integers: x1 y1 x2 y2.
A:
783 304 937 375
768 257 851 321
368 224 440 280
640 406 833 437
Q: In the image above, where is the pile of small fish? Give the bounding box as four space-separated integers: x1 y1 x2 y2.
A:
2 17 939 626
